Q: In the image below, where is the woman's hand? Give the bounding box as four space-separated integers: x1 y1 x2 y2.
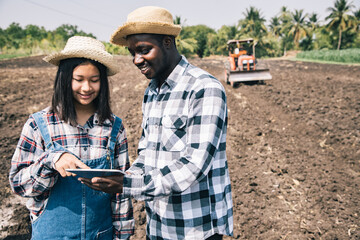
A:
55 153 90 177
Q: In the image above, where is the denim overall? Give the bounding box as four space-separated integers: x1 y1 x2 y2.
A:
31 112 122 240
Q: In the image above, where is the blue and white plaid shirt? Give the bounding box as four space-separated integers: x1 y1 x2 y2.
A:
124 56 233 239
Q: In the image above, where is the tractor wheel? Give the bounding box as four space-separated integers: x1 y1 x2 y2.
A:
224 61 231 85
224 69 230 84
230 81 239 88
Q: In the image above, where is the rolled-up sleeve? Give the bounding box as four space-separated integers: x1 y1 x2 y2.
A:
112 123 134 239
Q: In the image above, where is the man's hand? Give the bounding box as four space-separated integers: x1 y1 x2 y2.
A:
55 153 90 177
79 175 124 194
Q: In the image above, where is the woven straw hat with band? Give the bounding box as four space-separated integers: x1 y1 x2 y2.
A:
110 6 182 46
43 36 119 76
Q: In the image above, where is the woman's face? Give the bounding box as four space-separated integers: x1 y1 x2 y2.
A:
72 62 100 109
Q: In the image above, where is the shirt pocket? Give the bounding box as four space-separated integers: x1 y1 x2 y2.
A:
161 115 187 152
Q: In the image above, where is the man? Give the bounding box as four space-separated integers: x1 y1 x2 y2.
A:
82 6 233 240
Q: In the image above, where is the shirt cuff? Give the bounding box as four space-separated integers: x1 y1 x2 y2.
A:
47 152 65 169
123 174 144 198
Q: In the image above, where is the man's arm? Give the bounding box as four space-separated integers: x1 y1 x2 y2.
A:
111 122 134 239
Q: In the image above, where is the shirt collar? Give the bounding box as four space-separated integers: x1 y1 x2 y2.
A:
148 56 189 92
79 113 112 129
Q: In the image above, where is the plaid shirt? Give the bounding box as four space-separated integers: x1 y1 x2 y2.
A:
124 57 233 239
9 108 134 239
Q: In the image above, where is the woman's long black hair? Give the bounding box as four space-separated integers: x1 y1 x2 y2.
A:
51 58 112 125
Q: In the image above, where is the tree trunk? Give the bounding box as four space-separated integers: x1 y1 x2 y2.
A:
253 42 257 58
337 29 342 50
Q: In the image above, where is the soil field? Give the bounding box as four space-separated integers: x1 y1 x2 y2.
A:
0 55 359 239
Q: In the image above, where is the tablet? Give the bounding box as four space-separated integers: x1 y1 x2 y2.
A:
65 169 125 178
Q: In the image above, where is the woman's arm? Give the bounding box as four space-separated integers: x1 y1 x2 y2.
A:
9 117 61 197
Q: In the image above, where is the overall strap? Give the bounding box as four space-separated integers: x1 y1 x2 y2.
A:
32 112 53 150
108 116 122 152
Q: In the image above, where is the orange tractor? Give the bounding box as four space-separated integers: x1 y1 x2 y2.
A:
224 38 272 86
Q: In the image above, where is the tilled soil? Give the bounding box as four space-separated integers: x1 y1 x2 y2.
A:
0 55 359 240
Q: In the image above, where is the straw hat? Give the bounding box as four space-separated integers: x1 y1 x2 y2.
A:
110 6 182 46
43 36 119 76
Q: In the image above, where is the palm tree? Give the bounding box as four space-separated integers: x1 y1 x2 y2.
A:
237 6 268 57
173 16 185 26
238 6 267 39
269 16 282 38
279 6 292 26
175 37 197 54
225 25 239 40
308 13 320 30
214 25 239 55
278 6 293 55
325 0 355 49
302 13 320 50
173 16 197 56
353 8 360 31
287 9 309 49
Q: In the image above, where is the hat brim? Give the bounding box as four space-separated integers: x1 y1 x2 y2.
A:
110 22 182 46
43 49 119 76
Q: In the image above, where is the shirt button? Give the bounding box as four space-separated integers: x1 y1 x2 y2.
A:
84 147 87 151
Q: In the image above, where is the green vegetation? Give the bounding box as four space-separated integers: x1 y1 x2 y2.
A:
0 0 359 61
296 48 360 63
0 53 28 60
0 23 127 60
103 42 129 56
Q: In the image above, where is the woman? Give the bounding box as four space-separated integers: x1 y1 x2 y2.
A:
9 36 134 239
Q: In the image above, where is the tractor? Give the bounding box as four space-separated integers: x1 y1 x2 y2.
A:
224 38 272 87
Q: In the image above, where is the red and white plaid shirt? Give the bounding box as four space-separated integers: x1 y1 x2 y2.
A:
9 107 134 239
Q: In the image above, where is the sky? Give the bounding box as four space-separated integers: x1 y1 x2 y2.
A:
0 0 359 42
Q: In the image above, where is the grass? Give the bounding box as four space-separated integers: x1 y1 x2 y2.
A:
296 48 360 64
0 53 31 60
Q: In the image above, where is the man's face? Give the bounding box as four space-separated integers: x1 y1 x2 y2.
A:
126 34 169 82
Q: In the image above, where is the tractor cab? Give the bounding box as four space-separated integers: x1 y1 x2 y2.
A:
227 39 256 71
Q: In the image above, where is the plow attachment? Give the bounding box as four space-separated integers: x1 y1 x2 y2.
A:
228 69 272 82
